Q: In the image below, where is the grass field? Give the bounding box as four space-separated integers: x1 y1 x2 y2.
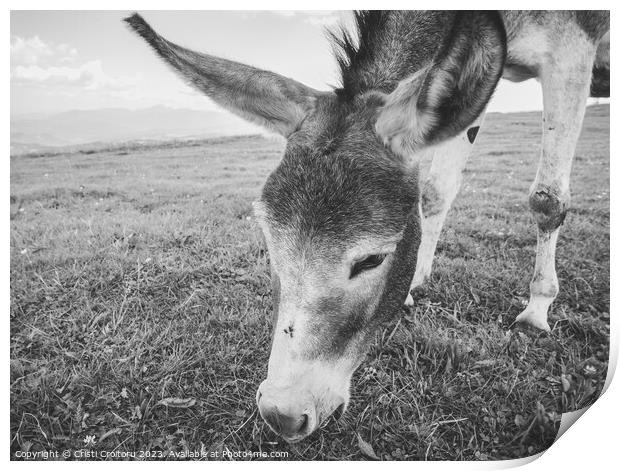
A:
10 104 609 461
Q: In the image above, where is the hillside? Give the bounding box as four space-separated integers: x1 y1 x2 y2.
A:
10 103 609 460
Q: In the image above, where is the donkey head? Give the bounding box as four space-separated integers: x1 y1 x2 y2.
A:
125 11 505 442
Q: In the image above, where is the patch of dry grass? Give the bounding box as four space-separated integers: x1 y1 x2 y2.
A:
10 106 609 460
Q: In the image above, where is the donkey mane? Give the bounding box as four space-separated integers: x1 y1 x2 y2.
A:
328 11 389 98
328 11 453 100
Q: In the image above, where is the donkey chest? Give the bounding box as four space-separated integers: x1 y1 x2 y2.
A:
502 19 551 82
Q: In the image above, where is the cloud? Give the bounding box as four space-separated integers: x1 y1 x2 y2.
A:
11 36 77 67
10 34 217 114
272 10 343 27
302 12 342 27
11 36 137 92
13 60 137 91
273 10 297 18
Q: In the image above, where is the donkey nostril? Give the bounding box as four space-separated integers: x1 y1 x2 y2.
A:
262 409 310 438
298 414 309 434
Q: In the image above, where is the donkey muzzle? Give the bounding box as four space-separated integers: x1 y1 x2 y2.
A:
256 382 317 442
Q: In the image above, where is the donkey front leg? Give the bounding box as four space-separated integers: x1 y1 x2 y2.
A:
405 115 486 306
514 35 597 331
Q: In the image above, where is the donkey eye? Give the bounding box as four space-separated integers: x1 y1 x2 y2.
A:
350 254 387 278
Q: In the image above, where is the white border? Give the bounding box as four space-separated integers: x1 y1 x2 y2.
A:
5 1 616 468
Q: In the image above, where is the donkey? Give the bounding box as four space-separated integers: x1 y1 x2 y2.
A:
125 11 610 443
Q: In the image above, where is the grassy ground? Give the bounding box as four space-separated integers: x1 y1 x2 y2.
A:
10 105 609 461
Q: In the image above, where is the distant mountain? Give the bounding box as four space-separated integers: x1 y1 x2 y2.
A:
11 103 609 157
10 106 263 155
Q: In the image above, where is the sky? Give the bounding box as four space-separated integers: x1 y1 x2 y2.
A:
10 10 602 117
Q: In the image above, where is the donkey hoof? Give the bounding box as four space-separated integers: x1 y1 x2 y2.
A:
514 309 551 332
404 292 414 306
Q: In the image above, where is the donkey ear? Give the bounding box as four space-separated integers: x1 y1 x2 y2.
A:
124 13 324 137
375 11 506 155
